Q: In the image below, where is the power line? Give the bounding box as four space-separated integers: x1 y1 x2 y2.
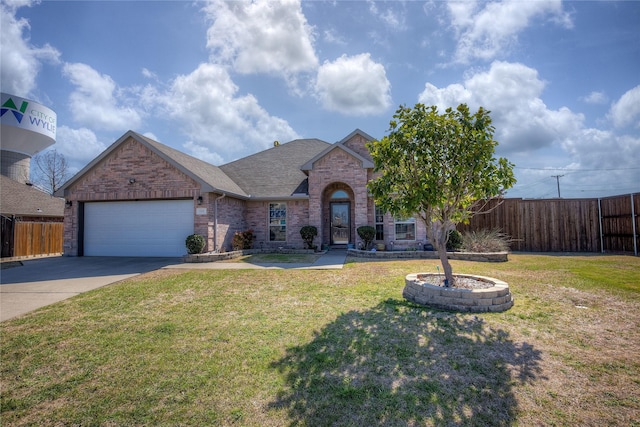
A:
515 166 640 172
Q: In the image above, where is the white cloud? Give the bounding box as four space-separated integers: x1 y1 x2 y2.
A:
419 61 639 197
204 0 317 78
52 126 107 172
449 0 572 63
155 63 299 163
0 0 60 96
183 141 224 166
562 128 640 171
368 0 407 30
142 131 159 142
558 129 640 196
315 53 392 116
608 85 640 129
323 28 346 45
141 68 157 80
62 63 142 131
419 61 584 153
581 91 608 105
419 83 473 111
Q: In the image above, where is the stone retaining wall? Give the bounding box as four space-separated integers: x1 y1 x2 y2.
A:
403 273 514 313
348 249 508 262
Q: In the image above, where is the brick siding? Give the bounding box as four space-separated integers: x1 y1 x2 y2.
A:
63 137 202 255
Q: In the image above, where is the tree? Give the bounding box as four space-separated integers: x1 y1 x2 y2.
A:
367 103 516 286
32 149 69 195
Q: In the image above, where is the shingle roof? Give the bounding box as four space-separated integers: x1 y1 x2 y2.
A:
220 139 331 198
0 175 65 217
134 133 247 197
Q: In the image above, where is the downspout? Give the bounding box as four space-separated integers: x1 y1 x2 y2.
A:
214 193 226 252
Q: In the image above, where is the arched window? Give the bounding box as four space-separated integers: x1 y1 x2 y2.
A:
331 190 349 199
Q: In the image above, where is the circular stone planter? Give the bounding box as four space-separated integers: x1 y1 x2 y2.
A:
403 273 514 313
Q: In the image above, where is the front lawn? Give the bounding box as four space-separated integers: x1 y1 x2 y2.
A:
1 254 639 426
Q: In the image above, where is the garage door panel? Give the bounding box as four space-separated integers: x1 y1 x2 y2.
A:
84 200 194 257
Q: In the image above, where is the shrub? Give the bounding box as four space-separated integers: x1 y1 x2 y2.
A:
446 229 463 251
300 225 318 250
185 234 206 254
232 229 255 250
357 225 376 250
462 229 511 253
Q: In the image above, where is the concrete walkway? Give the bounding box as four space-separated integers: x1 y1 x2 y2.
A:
0 251 347 322
167 250 348 270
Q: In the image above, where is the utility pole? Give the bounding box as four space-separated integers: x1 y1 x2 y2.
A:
551 174 564 198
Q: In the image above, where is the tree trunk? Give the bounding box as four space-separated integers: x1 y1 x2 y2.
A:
429 220 455 287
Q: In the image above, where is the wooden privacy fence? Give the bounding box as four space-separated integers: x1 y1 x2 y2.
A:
1 219 63 258
458 193 639 255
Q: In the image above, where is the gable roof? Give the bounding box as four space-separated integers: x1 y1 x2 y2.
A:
220 138 331 198
56 131 247 198
337 128 376 146
300 131 375 171
1 175 65 217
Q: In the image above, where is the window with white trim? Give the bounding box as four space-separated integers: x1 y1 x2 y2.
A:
375 205 384 241
269 202 286 241
394 216 416 241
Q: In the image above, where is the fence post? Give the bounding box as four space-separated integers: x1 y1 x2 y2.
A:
598 198 604 253
632 193 638 257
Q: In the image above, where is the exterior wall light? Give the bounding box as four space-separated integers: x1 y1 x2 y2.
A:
197 196 203 205
65 200 72 208
128 178 136 184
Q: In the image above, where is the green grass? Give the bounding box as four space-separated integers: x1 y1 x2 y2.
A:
1 254 639 426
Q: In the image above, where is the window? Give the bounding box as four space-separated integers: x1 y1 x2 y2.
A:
331 190 348 199
395 216 416 241
375 205 384 241
269 202 286 241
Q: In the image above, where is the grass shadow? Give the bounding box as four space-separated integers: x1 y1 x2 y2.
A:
270 299 542 426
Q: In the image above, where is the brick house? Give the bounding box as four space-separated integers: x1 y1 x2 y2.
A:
56 129 427 256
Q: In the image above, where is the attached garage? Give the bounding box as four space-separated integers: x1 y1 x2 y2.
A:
56 131 250 256
83 200 193 257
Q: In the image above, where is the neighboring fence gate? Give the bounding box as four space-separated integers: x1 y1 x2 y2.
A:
599 193 639 255
0 217 63 258
459 193 639 255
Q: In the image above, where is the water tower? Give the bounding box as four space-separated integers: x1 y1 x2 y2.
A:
1 92 57 183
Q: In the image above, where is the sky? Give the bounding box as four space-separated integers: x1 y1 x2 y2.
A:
1 0 639 199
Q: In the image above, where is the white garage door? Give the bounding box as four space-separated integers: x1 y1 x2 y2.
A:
84 200 194 257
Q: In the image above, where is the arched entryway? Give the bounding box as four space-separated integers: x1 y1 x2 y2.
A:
322 183 354 246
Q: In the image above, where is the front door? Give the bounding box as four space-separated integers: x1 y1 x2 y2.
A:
330 202 350 245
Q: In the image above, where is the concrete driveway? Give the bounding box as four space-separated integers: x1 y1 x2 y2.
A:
0 251 348 322
0 256 180 322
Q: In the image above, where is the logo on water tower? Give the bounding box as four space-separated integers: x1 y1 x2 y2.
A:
1 97 29 123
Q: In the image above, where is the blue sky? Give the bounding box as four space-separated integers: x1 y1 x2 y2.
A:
2 0 639 199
